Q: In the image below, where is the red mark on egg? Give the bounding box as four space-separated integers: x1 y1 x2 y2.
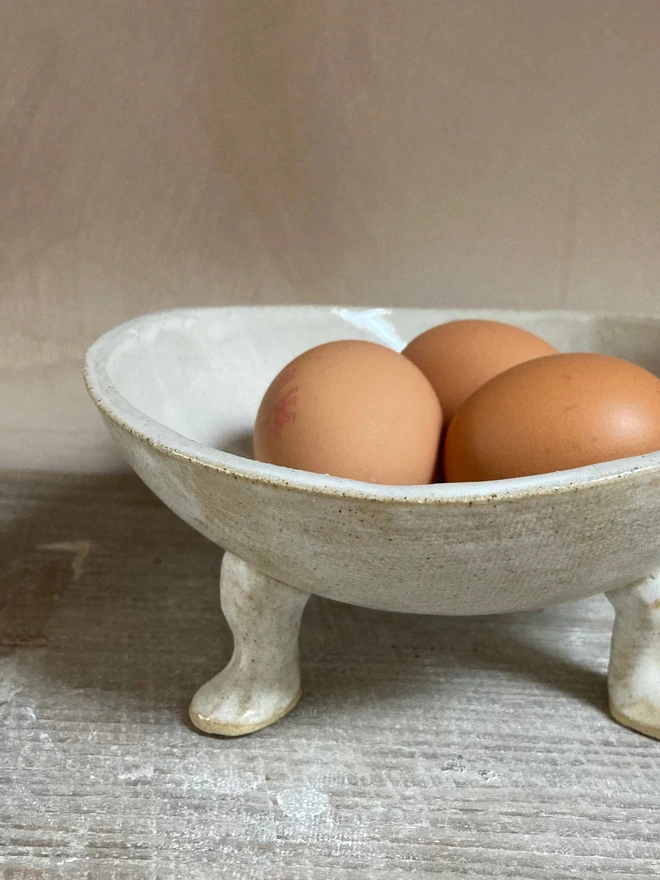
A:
271 383 299 438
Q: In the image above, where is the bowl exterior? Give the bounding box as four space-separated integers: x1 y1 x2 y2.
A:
103 415 660 615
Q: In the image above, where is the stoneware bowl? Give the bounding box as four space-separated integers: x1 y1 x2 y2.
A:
85 306 660 739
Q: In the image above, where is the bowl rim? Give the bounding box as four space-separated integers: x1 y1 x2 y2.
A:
84 305 660 505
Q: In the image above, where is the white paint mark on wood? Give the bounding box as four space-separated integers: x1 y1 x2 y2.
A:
119 764 154 783
276 787 332 821
39 539 91 581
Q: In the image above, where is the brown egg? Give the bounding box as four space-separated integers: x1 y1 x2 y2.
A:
444 353 660 482
403 319 558 422
254 340 442 484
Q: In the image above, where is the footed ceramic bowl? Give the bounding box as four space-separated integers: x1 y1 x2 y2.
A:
85 306 660 739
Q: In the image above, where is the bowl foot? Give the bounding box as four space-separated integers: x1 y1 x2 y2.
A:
607 572 660 740
189 551 310 736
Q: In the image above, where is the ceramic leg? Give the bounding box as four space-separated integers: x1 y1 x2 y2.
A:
607 572 660 740
189 552 310 736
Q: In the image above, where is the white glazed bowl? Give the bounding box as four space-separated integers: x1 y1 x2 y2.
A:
85 306 660 617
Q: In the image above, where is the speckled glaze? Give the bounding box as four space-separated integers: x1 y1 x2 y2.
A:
189 552 309 735
85 306 660 738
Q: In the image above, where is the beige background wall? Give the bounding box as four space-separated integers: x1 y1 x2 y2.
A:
2 0 660 471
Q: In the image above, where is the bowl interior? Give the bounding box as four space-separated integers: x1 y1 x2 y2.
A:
103 307 660 461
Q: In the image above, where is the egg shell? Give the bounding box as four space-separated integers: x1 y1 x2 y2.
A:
254 339 442 485
404 319 558 422
444 352 660 482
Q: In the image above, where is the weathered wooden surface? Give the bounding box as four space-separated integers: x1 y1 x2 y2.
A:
1 471 659 878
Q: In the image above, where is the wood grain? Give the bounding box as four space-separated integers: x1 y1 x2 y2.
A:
1 471 659 878
2 1 660 470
